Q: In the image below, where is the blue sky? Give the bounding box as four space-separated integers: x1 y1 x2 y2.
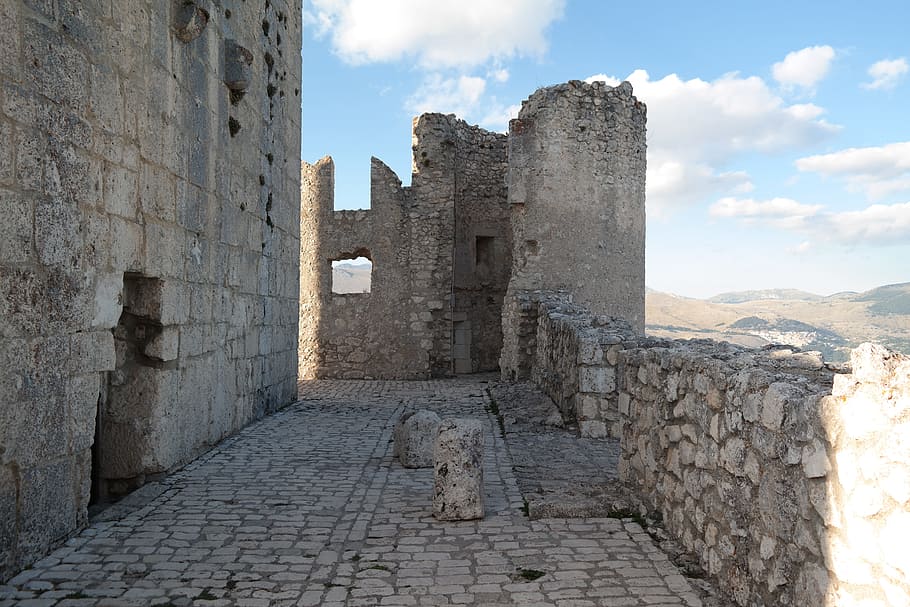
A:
302 0 910 298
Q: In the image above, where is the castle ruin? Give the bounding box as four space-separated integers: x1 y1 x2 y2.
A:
0 2 907 605
299 81 647 381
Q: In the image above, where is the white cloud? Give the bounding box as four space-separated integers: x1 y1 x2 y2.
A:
772 45 836 92
307 0 566 68
710 196 822 219
710 196 822 229
586 69 839 214
862 58 909 90
711 196 910 245
788 241 812 254
825 201 910 243
480 102 521 132
490 68 510 83
405 74 487 117
796 141 910 200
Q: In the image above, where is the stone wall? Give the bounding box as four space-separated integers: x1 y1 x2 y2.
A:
532 294 636 438
523 292 910 605
501 80 647 379
0 0 302 581
299 115 509 379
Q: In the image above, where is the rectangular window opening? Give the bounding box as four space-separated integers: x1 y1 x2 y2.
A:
475 236 495 277
331 255 372 294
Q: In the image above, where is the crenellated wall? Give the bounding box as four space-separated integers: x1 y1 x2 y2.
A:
523 292 910 606
0 0 302 581
299 115 510 379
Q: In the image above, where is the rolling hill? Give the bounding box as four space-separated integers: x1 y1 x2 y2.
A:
647 283 910 362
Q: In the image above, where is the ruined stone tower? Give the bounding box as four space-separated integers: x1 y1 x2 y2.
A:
300 80 647 381
299 115 511 379
0 1 302 580
500 80 647 379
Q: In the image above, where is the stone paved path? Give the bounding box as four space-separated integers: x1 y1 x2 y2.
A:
0 378 704 606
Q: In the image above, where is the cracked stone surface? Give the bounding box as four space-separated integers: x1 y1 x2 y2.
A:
0 378 712 606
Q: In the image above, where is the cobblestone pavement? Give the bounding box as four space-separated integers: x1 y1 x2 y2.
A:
1 378 705 606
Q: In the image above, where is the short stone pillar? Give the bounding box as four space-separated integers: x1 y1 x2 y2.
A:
393 409 442 468
433 418 484 521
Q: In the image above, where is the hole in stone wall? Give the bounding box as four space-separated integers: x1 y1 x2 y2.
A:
475 236 495 280
91 274 169 512
331 253 372 294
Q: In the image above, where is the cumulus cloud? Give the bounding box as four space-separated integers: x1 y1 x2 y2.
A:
772 45 836 92
306 0 566 68
862 58 909 90
710 196 822 229
405 74 487 117
796 141 910 200
586 69 839 214
825 201 910 243
711 196 910 245
480 102 522 132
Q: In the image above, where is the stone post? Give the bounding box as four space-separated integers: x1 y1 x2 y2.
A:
433 418 484 520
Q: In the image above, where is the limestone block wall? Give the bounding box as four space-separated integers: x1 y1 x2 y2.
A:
501 80 647 379
619 342 837 605
524 292 909 605
532 295 635 438
299 115 508 379
0 0 302 581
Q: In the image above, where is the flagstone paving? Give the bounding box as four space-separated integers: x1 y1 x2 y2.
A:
0 378 710 606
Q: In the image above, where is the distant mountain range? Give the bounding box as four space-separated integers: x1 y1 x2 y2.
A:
332 262 908 363
647 282 910 362
332 262 372 294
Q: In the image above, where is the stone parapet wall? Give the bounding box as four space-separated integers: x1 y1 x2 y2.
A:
523 292 910 605
0 0 302 580
530 293 636 438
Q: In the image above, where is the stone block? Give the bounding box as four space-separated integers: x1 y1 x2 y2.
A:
90 63 123 134
394 409 442 468
34 196 79 266
143 326 179 361
578 366 615 393
0 189 32 263
0 122 13 186
67 373 100 452
0 464 16 573
91 271 123 330
0 3 20 80
69 330 115 373
433 418 484 521
20 459 76 555
23 19 87 109
109 216 143 272
579 419 607 439
104 165 138 218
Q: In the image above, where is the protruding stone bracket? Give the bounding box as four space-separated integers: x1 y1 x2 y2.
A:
174 1 209 43
224 40 254 93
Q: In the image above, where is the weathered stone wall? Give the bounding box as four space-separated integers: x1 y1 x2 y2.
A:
619 341 837 605
525 291 910 605
0 0 302 581
299 115 508 379
501 80 647 379
533 295 636 438
452 124 510 374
